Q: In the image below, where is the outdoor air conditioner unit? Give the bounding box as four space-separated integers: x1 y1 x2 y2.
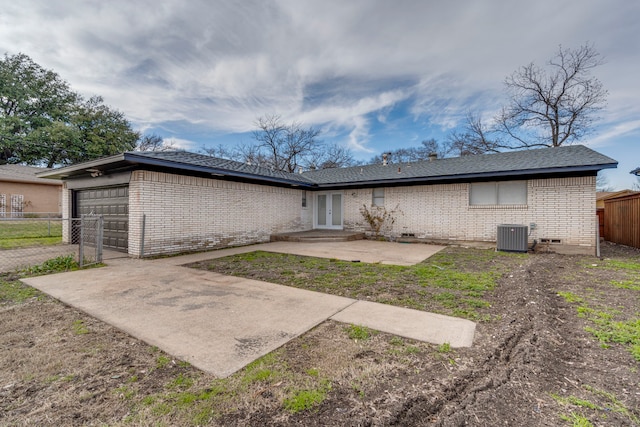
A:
497 224 528 253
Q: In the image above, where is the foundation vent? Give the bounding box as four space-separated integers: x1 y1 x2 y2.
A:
497 224 528 253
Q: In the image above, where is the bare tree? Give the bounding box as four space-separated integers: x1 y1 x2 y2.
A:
596 171 614 192
137 134 175 152
200 143 238 160
496 44 607 148
307 143 354 169
250 115 322 172
447 112 500 155
367 139 450 164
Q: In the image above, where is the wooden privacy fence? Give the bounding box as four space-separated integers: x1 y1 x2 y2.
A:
603 193 640 249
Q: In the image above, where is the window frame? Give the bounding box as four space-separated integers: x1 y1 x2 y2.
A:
469 181 527 206
372 188 385 207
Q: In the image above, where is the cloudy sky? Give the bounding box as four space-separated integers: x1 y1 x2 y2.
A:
1 0 638 188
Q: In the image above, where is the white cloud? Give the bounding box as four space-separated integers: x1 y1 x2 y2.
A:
164 137 198 151
0 0 638 163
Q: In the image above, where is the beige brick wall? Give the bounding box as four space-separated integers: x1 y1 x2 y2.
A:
341 176 596 254
128 171 311 256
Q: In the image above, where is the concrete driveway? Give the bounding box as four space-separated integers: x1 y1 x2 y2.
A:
22 241 475 378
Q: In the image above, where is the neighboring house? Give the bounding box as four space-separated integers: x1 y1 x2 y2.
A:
0 164 62 217
39 145 617 256
596 190 638 209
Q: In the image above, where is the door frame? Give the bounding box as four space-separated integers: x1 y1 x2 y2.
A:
314 191 343 229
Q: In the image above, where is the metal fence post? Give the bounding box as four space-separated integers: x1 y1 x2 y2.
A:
79 216 84 268
140 214 146 258
97 215 104 263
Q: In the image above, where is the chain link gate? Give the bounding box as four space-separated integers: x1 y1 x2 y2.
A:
72 215 104 267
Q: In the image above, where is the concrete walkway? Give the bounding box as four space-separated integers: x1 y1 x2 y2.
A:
22 241 475 378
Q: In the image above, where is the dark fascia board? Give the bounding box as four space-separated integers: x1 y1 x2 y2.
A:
36 154 126 179
38 152 616 189
37 152 315 188
631 167 640 176
313 163 615 190
121 152 315 188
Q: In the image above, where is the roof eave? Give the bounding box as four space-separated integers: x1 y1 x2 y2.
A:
121 153 314 188
36 154 127 179
0 177 62 186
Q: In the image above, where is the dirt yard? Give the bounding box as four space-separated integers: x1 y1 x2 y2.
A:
1 243 638 426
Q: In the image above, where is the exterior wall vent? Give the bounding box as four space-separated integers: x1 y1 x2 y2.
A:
497 224 528 253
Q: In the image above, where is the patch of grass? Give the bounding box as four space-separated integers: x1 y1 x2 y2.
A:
191 247 518 321
611 280 640 291
72 319 89 335
0 220 63 249
583 385 640 424
560 284 640 361
558 291 584 304
306 368 320 377
114 385 136 400
553 384 640 426
389 336 404 346
559 412 594 427
0 276 42 304
167 373 194 390
283 381 332 413
404 345 420 354
156 355 171 369
345 324 373 341
437 342 451 353
241 351 285 385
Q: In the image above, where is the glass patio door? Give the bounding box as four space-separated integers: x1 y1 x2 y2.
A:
315 192 342 229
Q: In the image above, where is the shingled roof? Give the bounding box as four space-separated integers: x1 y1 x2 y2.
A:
0 164 61 185
39 145 616 188
302 144 617 187
125 151 316 185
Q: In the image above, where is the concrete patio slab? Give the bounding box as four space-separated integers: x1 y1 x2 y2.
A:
21 240 474 378
22 258 355 378
331 300 476 348
166 240 446 267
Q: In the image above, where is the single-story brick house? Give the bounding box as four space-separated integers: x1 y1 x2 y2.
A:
0 164 62 217
39 145 617 256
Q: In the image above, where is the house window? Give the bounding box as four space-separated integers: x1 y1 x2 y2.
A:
469 181 527 206
0 194 5 218
372 188 385 206
11 194 24 217
302 191 307 208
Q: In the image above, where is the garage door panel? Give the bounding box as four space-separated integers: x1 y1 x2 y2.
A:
75 185 128 252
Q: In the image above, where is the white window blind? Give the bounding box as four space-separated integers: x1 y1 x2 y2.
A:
372 188 385 206
469 181 527 206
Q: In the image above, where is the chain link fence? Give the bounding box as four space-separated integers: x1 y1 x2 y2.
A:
0 215 104 273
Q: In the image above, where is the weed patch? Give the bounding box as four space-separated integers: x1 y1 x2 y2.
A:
345 324 373 341
283 380 332 413
20 255 79 276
